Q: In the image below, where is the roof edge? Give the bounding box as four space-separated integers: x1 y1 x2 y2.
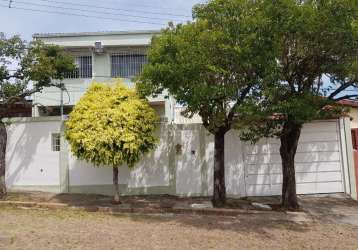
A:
338 99 358 108
33 30 161 38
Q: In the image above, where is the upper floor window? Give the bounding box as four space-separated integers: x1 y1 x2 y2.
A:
111 53 147 79
64 56 92 79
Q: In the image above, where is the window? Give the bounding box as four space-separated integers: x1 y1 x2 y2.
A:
64 56 92 79
111 53 147 78
52 133 61 151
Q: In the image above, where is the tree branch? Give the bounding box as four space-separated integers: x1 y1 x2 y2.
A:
227 85 252 123
328 81 354 99
3 87 42 105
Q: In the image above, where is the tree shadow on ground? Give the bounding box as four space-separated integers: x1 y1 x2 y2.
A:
8 191 358 236
110 212 311 238
297 194 358 225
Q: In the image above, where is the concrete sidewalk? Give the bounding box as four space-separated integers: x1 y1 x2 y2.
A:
1 192 358 225
1 192 271 217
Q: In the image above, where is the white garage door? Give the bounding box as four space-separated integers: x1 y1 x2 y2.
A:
244 120 344 196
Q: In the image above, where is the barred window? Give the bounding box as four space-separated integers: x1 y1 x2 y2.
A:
64 56 92 79
111 53 147 78
51 133 61 152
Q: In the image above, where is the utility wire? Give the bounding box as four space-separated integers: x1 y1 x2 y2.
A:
84 0 191 13
21 0 192 18
0 4 166 25
10 0 186 22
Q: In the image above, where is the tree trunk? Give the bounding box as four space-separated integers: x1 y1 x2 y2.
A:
212 130 226 207
280 122 302 210
0 120 7 199
112 167 121 204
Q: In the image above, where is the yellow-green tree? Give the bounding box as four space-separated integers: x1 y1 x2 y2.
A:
65 82 158 203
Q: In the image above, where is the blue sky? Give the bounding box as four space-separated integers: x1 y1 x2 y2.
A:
0 0 200 40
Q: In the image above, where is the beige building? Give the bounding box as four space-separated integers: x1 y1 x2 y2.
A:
351 107 358 129
340 100 358 129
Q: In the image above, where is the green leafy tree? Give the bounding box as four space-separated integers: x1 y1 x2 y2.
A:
0 33 75 198
237 0 358 210
138 0 274 206
65 82 158 203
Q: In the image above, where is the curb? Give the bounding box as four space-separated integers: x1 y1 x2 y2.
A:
0 200 280 217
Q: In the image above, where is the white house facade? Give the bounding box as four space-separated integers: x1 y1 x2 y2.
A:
32 30 175 122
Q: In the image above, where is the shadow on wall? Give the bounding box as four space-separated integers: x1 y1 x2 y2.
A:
68 124 171 194
201 130 247 197
5 119 344 198
244 120 343 197
128 125 171 189
175 127 247 198
175 127 202 196
6 120 61 189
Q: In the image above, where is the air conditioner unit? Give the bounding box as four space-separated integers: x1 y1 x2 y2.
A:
94 41 104 54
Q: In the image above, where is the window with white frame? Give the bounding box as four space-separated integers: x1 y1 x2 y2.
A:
52 133 61 151
111 53 147 78
64 56 92 79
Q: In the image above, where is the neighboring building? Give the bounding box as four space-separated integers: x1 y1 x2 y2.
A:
32 31 174 122
339 99 358 129
0 101 32 118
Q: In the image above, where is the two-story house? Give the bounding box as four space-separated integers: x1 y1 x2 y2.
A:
32 30 176 122
4 31 356 201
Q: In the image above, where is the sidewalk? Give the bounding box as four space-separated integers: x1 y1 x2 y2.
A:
1 191 278 216
2 192 358 226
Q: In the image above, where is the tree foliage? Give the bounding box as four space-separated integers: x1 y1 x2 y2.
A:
235 0 358 210
0 33 75 108
238 0 358 135
0 33 75 198
65 82 159 168
138 0 273 133
138 0 275 206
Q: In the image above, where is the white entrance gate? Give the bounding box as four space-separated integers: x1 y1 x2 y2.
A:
244 120 344 196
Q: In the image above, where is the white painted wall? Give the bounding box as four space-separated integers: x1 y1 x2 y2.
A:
5 118 62 191
176 128 202 195
5 118 353 198
224 130 247 197
69 125 171 188
244 120 344 196
174 107 202 124
202 130 246 197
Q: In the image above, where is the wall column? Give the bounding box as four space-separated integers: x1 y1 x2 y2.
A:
59 121 70 193
340 117 357 200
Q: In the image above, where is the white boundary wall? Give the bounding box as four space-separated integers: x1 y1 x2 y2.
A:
5 118 62 192
4 117 357 199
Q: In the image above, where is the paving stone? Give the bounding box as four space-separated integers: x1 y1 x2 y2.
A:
190 202 213 209
251 202 272 210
